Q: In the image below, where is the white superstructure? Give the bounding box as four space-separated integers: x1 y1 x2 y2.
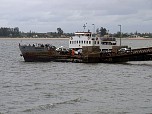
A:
69 32 117 52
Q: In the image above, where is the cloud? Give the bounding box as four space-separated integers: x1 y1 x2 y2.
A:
0 0 152 33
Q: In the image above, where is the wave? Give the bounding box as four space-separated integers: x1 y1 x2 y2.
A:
22 97 81 113
117 61 152 67
23 104 54 112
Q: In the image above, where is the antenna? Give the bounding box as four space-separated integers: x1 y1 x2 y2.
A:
83 24 86 30
83 23 87 31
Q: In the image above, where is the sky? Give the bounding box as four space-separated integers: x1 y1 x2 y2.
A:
0 0 152 33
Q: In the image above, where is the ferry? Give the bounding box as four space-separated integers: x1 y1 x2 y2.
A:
69 32 117 52
19 31 117 62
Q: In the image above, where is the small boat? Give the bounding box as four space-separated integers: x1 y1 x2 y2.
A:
19 43 60 62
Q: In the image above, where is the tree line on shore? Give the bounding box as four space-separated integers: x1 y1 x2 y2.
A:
0 27 71 38
0 27 151 38
0 27 20 37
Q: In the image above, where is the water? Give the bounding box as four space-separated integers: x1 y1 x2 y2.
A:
0 38 152 114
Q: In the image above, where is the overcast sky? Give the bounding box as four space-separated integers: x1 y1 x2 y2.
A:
0 0 152 33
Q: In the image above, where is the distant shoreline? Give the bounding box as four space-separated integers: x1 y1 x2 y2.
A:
0 37 152 40
0 37 69 40
117 37 152 40
127 38 151 40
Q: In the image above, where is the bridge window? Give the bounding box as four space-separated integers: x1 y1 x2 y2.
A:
97 41 99 44
107 42 111 45
102 42 108 45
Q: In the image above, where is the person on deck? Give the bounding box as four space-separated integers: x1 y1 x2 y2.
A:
72 49 75 56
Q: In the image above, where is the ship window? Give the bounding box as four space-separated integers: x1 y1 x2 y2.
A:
70 41 71 44
84 41 86 44
107 42 111 45
81 41 83 44
79 41 80 44
77 41 78 44
97 41 99 44
94 41 96 44
87 41 88 44
89 41 91 44
102 42 107 45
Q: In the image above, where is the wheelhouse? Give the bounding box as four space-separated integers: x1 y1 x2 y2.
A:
69 32 117 52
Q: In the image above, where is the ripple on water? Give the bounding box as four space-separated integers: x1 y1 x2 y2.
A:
22 97 82 113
